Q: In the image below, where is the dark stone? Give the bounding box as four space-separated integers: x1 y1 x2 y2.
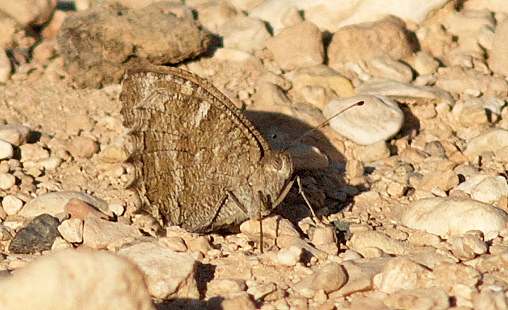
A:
57 2 211 88
9 214 61 254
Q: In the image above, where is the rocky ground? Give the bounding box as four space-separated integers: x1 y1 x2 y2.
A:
1 0 508 309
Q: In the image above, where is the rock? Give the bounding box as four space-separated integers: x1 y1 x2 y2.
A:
82 214 142 249
435 67 508 98
158 236 187 252
0 140 13 160
377 257 433 293
291 65 355 100
100 144 129 163
265 21 324 71
0 249 152 310
443 10 495 53
352 141 391 163
1 195 24 215
365 55 413 83
402 197 508 238
18 143 49 162
464 128 508 159
412 51 440 75
488 17 508 77
66 136 99 159
0 0 57 26
57 2 211 88
277 246 302 266
355 78 454 106
240 215 300 246
58 218 84 243
0 13 17 48
323 95 404 145
0 124 31 146
452 99 489 128
451 175 508 205
328 16 413 71
0 173 16 190
32 39 56 61
465 0 508 12
0 48 10 83
64 198 109 220
221 292 256 310
451 232 488 260
418 169 459 192
384 288 450 310
41 9 67 39
293 262 347 296
8 214 61 254
349 230 409 255
218 16 270 53
335 257 391 296
18 191 108 218
473 288 508 310
191 1 238 34
118 241 199 300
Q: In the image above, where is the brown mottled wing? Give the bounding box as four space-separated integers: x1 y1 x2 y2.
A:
120 65 271 232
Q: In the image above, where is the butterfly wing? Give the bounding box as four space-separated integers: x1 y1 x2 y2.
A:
120 65 275 232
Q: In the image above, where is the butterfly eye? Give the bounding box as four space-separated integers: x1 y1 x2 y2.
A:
271 134 277 139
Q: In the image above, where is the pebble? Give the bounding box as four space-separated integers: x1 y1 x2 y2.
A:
82 214 142 249
221 292 256 310
335 257 391 296
218 16 270 53
0 140 13 160
452 98 489 128
365 55 413 83
0 48 10 83
451 175 508 205
349 230 409 255
191 1 237 34
451 233 488 260
402 197 508 238
118 241 199 300
1 194 24 215
19 143 50 162
291 65 355 101
377 257 433 293
0 173 16 190
58 218 84 243
293 262 347 296
418 169 459 192
18 191 109 218
487 17 508 76
265 21 324 71
352 141 391 163
99 144 129 163
0 249 153 310
64 198 109 220
0 124 31 146
412 51 440 75
277 245 302 266
0 0 57 26
323 95 404 145
158 236 188 252
66 136 100 159
384 288 450 310
8 214 61 254
464 128 508 159
328 16 413 71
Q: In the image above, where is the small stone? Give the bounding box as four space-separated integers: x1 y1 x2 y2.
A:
0 140 13 160
108 203 125 216
218 16 270 53
336 257 391 296
418 169 459 192
9 214 61 254
277 246 302 266
384 288 450 310
452 99 489 128
328 16 413 71
158 236 187 252
31 39 56 60
0 223 12 241
408 230 441 247
100 144 129 163
19 143 50 162
412 51 440 75
65 198 109 220
349 230 409 255
0 173 16 190
323 95 404 145
377 257 433 293
265 21 324 71
18 191 109 218
435 66 508 98
488 17 508 77
464 128 508 159
221 292 256 310
83 214 142 249
291 65 355 100
118 241 199 300
452 175 508 205
58 218 84 243
352 141 391 163
66 136 100 159
1 195 23 215
294 262 347 296
240 215 300 247
185 235 212 254
0 249 153 310
37 156 62 170
0 48 10 83
0 124 31 146
402 197 508 238
207 279 246 298
365 55 413 83
51 236 73 251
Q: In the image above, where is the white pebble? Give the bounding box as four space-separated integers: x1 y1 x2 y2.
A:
108 203 125 216
277 246 302 266
0 139 13 160
0 173 16 190
1 195 23 215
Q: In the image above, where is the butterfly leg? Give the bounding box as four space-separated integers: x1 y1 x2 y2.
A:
206 191 249 230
